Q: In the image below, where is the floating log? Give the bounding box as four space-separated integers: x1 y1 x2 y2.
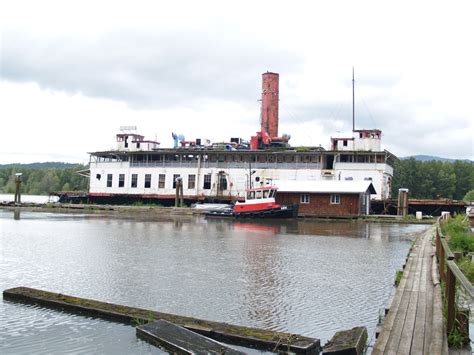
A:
3 287 320 353
137 319 245 354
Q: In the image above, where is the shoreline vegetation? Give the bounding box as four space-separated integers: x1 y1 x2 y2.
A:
441 215 474 282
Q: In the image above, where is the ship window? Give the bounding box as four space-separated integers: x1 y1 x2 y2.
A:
263 190 269 198
131 174 138 188
330 194 340 204
96 174 101 180
269 189 276 198
255 177 260 182
345 177 353 181
107 174 113 187
158 174 165 189
144 174 151 188
173 174 180 188
188 174 196 189
137 142 140 149
119 174 125 187
203 174 211 189
255 191 262 199
343 140 348 147
247 191 255 200
364 177 373 181
300 194 310 204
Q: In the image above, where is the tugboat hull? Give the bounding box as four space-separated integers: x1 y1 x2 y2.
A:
205 204 298 219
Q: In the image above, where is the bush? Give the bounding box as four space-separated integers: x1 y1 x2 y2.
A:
443 215 473 255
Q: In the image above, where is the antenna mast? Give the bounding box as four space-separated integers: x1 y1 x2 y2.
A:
352 67 355 132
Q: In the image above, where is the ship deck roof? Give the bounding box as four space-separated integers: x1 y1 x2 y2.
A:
275 180 377 194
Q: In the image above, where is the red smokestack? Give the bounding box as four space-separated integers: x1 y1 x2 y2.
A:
261 72 279 137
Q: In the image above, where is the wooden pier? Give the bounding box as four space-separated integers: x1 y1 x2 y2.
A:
372 226 448 354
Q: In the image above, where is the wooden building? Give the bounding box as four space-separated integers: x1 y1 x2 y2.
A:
275 180 376 217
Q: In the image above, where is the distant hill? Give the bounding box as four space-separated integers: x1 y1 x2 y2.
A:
401 155 472 163
0 162 87 169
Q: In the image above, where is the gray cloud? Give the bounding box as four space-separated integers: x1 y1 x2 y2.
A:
1 29 301 110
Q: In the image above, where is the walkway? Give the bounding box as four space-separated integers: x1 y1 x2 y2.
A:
373 226 448 354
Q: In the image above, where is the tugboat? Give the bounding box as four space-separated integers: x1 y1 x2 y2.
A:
205 186 298 219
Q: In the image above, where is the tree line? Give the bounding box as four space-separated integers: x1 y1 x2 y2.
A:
391 159 474 201
0 165 89 195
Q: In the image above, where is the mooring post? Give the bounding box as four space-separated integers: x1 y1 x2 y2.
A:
14 173 22 205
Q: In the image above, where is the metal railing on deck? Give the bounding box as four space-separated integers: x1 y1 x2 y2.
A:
435 222 474 335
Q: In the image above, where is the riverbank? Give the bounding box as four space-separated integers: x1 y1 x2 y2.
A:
0 202 435 224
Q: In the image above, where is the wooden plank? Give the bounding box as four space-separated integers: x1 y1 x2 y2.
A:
410 238 431 353
2 287 320 353
372 237 420 354
384 241 421 353
429 284 444 355
396 238 426 354
424 260 434 353
136 320 245 354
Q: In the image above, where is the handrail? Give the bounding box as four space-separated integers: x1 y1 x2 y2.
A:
446 260 474 299
435 218 474 336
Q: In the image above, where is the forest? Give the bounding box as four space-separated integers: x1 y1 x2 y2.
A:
391 159 474 201
0 159 473 201
0 164 89 195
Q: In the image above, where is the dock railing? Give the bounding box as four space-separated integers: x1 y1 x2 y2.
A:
435 218 474 337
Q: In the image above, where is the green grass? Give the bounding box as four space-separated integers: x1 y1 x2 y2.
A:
394 270 404 286
442 215 473 255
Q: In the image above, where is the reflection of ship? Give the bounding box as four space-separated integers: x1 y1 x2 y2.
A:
232 222 280 234
71 71 395 209
205 185 298 219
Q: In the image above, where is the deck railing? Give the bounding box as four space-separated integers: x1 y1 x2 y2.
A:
435 220 474 335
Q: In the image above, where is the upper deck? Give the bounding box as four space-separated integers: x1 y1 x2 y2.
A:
89 147 397 170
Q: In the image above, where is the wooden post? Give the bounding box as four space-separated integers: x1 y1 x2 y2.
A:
175 177 183 208
14 173 23 205
446 265 456 334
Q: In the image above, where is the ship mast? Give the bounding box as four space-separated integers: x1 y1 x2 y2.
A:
352 67 355 132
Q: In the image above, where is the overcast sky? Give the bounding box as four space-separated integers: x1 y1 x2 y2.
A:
1 0 473 164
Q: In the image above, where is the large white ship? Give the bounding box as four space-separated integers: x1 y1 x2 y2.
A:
87 72 396 206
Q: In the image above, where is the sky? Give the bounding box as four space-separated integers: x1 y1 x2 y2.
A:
1 0 473 164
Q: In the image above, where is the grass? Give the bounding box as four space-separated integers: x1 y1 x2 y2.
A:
442 215 474 282
394 270 404 286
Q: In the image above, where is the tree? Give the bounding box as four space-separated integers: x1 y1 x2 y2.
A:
464 190 474 202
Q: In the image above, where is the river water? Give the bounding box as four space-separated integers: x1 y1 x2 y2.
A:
0 208 426 354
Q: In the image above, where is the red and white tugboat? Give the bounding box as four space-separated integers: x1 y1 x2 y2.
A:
234 185 298 218
204 185 295 218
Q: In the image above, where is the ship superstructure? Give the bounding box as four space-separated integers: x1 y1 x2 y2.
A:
88 72 396 204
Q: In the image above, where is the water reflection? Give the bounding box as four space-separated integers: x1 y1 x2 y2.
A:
0 209 426 353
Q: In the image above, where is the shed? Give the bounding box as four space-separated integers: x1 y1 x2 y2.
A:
274 180 377 217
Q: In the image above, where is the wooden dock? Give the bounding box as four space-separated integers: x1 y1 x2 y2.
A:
372 226 448 354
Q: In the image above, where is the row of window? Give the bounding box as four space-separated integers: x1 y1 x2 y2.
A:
100 173 212 190
299 194 340 204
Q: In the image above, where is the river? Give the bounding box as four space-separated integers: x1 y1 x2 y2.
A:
0 207 426 353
